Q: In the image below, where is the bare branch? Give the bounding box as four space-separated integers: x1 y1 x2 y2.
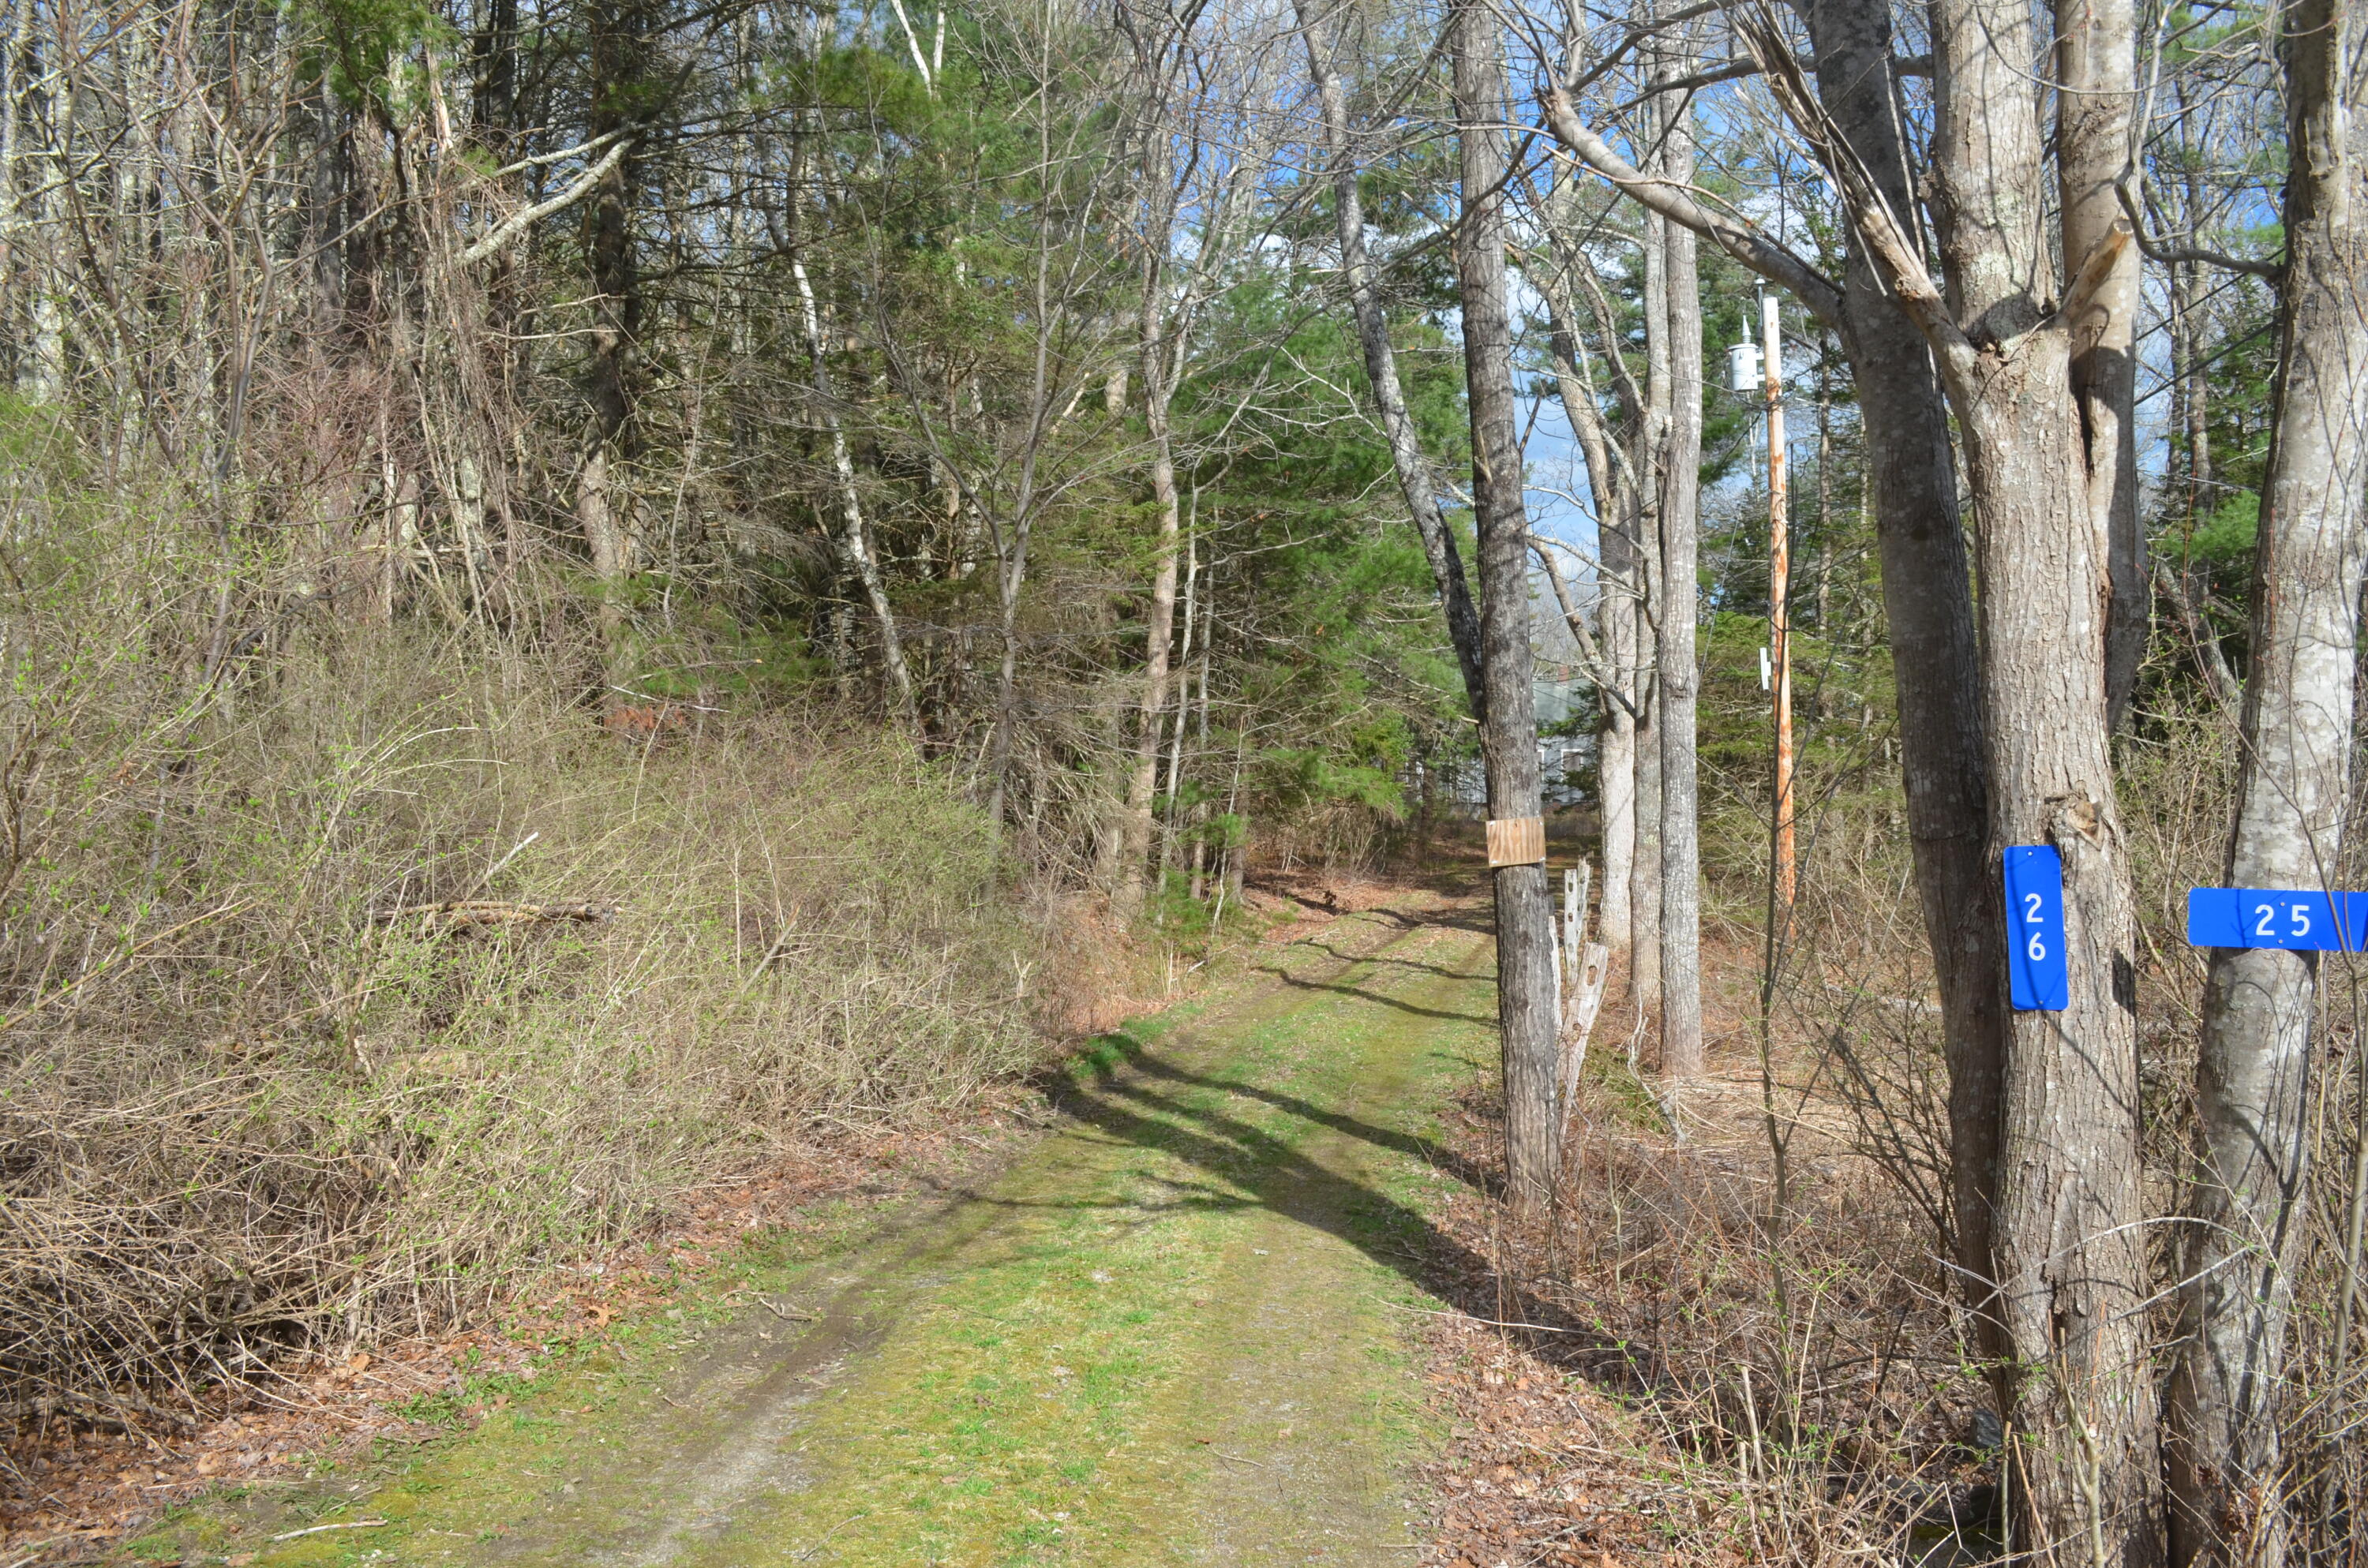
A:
1536 84 1845 325
1729 8 1973 376
461 136 635 264
2114 179 2281 280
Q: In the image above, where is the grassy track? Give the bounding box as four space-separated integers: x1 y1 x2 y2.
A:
142 896 1497 1567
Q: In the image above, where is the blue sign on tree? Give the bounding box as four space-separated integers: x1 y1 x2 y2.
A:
2186 888 2368 952
2003 846 2069 1012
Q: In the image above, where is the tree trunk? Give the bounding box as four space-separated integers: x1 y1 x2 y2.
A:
1631 194 1669 1021
1737 0 2166 1541
1598 523 1637 964
1746 0 2162 1545
1923 0 2158 1547
1115 375 1181 915
579 0 647 690
24 26 69 404
1654 48 1703 1083
1797 0 2012 1387
1452 0 1555 1203
2167 6 2368 1560
1295 0 1486 717
1535 200 1638 967
2055 0 2145 730
1966 341 2160 1568
791 252 920 733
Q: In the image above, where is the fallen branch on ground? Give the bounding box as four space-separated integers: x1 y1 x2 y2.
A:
365 900 614 928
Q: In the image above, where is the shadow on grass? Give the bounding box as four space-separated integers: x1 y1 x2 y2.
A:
984 1008 1665 1401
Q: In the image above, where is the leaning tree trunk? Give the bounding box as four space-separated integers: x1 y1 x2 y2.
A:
2167 5 2368 1561
1654 43 1704 1082
1295 0 1486 717
791 250 919 735
1451 0 1556 1203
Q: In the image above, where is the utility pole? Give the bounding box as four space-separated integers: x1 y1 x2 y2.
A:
1763 293 1796 913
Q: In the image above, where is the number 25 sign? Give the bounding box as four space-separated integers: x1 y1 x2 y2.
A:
2003 847 2069 1011
2186 887 2368 952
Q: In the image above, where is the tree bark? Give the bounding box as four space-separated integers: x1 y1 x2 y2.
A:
1295 0 1486 717
1920 0 2159 1548
2166 6 2368 1560
1654 44 1704 1082
2055 0 2145 730
1630 195 1669 1021
1597 506 1637 967
1797 0 2012 1387
1115 316 1182 916
1734 0 2162 1550
1452 0 1556 1203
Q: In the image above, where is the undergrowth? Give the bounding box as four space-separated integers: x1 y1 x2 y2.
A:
0 508 1057 1428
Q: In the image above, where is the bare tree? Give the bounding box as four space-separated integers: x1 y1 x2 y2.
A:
2165 3 2368 1560
1531 170 1647 966
1294 0 1486 717
1735 2 2161 1549
1111 6 1280 913
1539 0 2157 1544
1453 0 1557 1202
1650 21 1703 1082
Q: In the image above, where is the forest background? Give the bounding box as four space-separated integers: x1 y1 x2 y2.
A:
0 0 2360 1561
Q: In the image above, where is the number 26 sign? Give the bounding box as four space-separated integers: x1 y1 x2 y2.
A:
2003 846 2069 1012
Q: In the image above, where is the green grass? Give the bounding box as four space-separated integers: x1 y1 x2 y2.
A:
140 905 1495 1568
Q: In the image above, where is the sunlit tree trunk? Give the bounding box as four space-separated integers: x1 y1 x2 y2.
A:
1795 0 2011 1388
1630 192 1668 1021
2166 6 2368 1560
2055 0 2145 729
1653 32 1703 1081
1731 0 2161 1547
1452 0 1555 1201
